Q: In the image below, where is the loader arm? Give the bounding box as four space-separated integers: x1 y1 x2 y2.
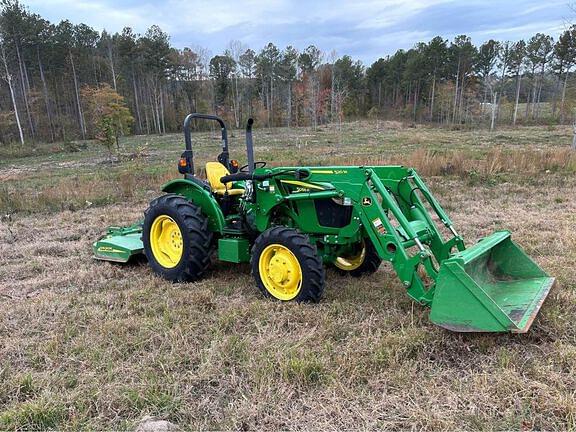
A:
350 167 554 332
353 169 440 305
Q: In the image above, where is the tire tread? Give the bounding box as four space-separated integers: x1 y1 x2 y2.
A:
143 194 213 282
251 227 325 302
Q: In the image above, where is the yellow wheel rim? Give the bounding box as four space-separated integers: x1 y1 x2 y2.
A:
258 244 302 301
334 242 366 271
150 215 183 268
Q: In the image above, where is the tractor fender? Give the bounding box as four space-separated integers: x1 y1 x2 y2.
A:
161 179 225 234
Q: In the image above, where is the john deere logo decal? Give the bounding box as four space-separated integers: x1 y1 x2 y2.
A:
362 197 372 206
98 246 124 254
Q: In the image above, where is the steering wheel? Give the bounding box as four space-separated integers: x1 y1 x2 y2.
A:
240 161 267 172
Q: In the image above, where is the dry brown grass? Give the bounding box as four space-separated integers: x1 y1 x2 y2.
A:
5 146 572 217
1 123 576 430
350 147 576 178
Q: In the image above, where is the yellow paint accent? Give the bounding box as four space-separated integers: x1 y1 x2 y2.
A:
334 242 366 271
205 162 245 196
310 169 348 174
258 244 302 301
150 215 183 268
280 180 325 191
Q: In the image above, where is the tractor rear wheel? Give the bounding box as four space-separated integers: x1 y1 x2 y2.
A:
143 194 213 282
333 240 381 277
251 227 325 302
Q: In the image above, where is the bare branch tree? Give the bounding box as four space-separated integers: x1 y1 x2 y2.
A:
0 37 24 144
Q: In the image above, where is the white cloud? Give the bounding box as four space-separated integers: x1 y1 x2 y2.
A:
353 0 452 30
26 0 159 31
23 0 570 63
474 20 565 37
518 1 565 17
27 0 452 34
168 1 286 32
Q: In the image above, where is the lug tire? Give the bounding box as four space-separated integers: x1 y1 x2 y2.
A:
251 227 325 302
334 240 382 277
143 194 213 282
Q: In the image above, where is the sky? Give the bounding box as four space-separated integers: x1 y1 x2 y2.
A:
24 0 573 64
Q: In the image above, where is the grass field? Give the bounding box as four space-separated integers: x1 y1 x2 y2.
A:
1 121 576 430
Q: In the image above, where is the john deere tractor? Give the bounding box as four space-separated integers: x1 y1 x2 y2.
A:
94 113 554 333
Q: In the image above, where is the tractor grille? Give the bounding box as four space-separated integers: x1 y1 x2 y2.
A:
314 199 353 228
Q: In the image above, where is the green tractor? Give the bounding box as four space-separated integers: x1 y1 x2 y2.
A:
94 113 554 333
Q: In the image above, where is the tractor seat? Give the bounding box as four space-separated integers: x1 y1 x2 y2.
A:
205 162 245 196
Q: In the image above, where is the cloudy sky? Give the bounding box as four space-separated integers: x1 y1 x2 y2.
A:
24 0 572 64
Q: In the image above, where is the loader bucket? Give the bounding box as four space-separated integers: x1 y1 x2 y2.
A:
429 231 554 333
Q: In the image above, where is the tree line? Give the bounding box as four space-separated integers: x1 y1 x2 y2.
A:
1 0 575 145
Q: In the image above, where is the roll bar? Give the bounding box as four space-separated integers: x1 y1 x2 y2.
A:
180 113 230 175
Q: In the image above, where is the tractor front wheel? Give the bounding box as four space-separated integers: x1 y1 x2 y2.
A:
143 194 213 282
251 227 325 302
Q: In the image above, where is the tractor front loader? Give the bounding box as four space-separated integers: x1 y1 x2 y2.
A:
94 114 554 333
